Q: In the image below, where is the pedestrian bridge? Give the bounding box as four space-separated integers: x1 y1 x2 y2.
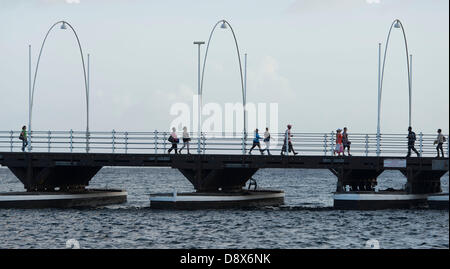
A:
0 130 448 197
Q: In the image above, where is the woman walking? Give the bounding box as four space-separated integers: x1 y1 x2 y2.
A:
167 127 179 154
334 129 344 156
249 129 264 155
179 126 191 154
281 124 298 156
263 127 271 155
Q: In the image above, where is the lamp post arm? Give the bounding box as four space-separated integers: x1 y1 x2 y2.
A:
200 20 246 134
30 20 89 132
379 19 412 127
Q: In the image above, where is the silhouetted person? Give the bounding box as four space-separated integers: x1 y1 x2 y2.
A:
19 125 28 152
406 126 420 158
168 127 179 154
434 129 446 158
342 127 351 156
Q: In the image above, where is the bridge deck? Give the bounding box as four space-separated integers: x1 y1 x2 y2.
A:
1 152 448 171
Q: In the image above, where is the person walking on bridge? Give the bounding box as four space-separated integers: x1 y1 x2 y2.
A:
19 125 28 152
334 129 344 156
281 124 298 156
179 126 191 154
263 127 272 155
434 129 446 158
168 127 179 154
249 129 264 155
342 127 351 156
406 126 420 158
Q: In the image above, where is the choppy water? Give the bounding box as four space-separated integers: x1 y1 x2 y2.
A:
0 167 448 249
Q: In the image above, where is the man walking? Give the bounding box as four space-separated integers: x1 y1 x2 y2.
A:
19 125 28 152
406 126 420 158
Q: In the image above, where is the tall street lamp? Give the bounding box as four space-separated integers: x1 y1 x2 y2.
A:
194 41 205 154
376 19 412 156
28 20 89 151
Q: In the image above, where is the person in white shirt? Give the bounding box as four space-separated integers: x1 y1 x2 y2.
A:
434 129 446 158
263 127 271 155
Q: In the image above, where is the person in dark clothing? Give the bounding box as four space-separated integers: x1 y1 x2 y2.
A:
19 125 28 152
406 126 420 158
168 127 179 154
249 129 264 155
342 127 351 156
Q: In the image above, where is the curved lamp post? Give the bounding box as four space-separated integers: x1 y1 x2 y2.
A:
376 19 412 156
199 19 246 152
29 20 89 151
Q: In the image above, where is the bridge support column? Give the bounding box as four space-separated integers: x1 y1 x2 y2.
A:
178 168 259 192
330 168 383 192
8 165 102 192
401 169 445 194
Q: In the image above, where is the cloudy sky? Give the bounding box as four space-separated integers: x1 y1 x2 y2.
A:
0 0 448 134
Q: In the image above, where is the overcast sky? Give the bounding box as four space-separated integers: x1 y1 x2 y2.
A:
0 0 448 134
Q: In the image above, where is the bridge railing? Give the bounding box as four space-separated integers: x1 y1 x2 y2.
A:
0 130 448 157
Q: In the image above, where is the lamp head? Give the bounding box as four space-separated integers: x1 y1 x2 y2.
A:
60 22 67 30
394 20 401 29
220 20 227 29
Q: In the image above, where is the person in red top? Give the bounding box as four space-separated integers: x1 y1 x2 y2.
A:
334 129 344 156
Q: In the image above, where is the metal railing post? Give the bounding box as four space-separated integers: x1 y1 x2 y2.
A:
10 130 13 152
70 129 73 153
154 130 158 154
48 130 51 152
285 131 289 156
86 131 90 153
419 132 423 156
112 129 116 153
242 134 245 155
447 135 449 158
330 131 335 156
365 134 369 156
28 131 32 152
323 133 328 156
202 132 206 154
163 132 167 153
376 133 381 157
124 131 128 154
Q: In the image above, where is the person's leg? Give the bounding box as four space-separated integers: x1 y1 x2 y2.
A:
257 143 264 154
22 140 25 152
347 145 351 156
290 142 298 155
187 142 190 154
406 145 412 157
249 143 256 154
412 145 420 157
437 144 441 157
179 142 185 153
438 143 444 157
174 144 178 154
